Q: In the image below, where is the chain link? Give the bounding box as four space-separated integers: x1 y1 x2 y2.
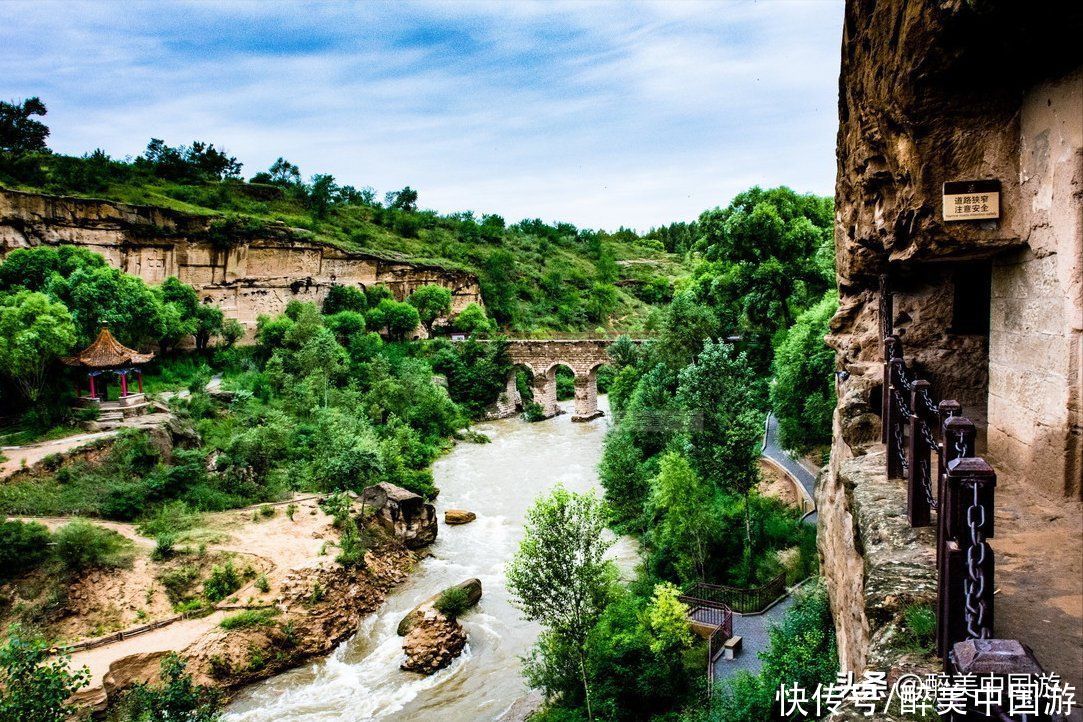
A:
917 419 938 510
890 389 910 475
963 479 992 640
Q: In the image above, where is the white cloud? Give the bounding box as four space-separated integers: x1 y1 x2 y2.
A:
0 0 843 230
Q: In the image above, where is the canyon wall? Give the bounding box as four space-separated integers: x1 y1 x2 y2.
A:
822 0 1083 675
0 188 483 339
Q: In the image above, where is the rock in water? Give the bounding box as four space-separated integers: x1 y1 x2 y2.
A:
444 509 477 525
400 609 467 674
397 578 483 636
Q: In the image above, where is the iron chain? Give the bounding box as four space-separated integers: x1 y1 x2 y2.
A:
963 480 992 640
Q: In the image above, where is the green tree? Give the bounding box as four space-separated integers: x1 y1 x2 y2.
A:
220 318 245 348
0 97 49 153
677 340 763 548
453 302 491 335
507 487 617 721
385 186 419 212
306 174 339 218
367 298 419 341
648 452 722 582
0 290 76 402
771 291 837 452
407 284 452 335
643 582 695 656
322 284 367 315
0 630 90 722
49 264 165 347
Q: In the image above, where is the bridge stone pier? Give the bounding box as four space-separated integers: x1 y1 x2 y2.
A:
501 339 615 422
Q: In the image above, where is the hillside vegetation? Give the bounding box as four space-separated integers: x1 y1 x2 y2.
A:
1 99 685 336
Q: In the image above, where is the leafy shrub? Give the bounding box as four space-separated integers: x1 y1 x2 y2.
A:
0 520 52 581
203 560 241 602
522 401 546 422
335 515 366 568
0 629 91 722
152 534 176 561
219 608 279 630
52 520 135 573
434 586 472 618
255 574 270 593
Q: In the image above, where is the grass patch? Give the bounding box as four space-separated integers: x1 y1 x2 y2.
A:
137 500 203 538
899 603 936 654
434 586 473 618
219 608 279 630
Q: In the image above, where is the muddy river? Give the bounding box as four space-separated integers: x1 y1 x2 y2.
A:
225 397 633 721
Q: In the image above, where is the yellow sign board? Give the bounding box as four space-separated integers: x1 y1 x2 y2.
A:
943 180 1000 221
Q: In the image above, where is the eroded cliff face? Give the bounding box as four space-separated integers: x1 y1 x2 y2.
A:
822 0 1083 676
0 188 483 338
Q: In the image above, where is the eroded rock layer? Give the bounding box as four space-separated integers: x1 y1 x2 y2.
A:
0 188 483 340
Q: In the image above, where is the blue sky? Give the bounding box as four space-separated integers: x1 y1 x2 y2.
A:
0 1 844 230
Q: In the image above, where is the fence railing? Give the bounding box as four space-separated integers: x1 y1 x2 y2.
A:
880 275 1054 721
681 573 787 615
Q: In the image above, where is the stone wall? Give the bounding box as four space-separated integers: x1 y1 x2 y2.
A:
829 1 1083 496
824 0 1083 682
0 188 483 340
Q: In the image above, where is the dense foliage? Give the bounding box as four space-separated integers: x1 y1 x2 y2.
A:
0 247 513 531
0 630 90 722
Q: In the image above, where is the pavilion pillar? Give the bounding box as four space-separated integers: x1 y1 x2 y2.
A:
136 370 144 394
119 371 128 398
88 373 96 399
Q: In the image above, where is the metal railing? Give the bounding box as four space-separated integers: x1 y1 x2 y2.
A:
879 275 1054 721
681 573 787 615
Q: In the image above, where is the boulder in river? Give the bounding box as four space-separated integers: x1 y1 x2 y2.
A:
401 608 467 674
361 482 438 549
397 578 482 636
444 509 477 525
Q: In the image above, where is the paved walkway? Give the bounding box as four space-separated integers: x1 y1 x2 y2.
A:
762 413 818 525
716 595 796 679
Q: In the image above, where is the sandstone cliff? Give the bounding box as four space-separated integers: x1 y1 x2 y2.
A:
822 0 1083 681
0 188 483 339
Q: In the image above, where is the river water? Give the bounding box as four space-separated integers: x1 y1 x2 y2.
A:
225 397 634 722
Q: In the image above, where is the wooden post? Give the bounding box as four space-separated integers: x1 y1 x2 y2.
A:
88 374 96 399
907 379 932 527
938 455 996 660
120 371 128 398
137 370 144 394
881 336 897 444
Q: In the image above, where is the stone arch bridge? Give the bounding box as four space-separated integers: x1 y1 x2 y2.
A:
492 339 624 422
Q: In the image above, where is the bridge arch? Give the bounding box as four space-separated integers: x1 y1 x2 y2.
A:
501 339 621 422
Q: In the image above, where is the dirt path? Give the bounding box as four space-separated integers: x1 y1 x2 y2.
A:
70 610 231 690
1 430 118 478
992 473 1083 700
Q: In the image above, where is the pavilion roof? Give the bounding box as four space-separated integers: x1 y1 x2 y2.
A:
61 328 155 369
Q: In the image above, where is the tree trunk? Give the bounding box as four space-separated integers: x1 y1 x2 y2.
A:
579 653 594 722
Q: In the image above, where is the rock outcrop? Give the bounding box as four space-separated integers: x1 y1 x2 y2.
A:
817 451 938 679
400 609 468 674
396 578 483 636
0 188 484 342
361 482 438 549
443 509 476 525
